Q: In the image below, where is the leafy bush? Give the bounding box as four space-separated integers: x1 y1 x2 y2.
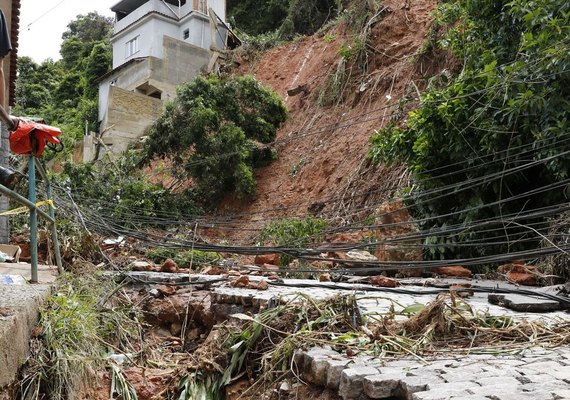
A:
144 75 288 205
21 271 141 399
259 216 328 265
56 149 201 227
369 0 570 259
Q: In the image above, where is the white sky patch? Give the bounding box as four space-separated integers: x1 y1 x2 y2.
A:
18 0 117 63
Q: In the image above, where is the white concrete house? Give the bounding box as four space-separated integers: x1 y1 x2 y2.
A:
91 0 230 160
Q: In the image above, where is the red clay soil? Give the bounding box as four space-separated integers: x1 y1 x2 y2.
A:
207 0 446 243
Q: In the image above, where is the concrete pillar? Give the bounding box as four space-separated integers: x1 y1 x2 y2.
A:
0 121 9 243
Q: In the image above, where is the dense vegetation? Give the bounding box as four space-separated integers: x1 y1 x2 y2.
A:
227 0 340 39
14 12 113 154
144 75 288 204
370 0 570 259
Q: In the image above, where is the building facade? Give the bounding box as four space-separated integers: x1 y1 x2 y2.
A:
0 0 20 243
92 0 228 159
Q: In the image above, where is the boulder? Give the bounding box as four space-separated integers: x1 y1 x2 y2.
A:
431 266 472 278
498 262 539 286
254 253 280 266
159 258 178 273
369 276 398 287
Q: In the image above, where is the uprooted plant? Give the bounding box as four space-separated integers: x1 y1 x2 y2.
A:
177 292 570 397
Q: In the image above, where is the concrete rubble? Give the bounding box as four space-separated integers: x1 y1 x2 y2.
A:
113 271 570 398
2 266 570 398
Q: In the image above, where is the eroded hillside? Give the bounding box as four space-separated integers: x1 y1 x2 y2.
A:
216 0 445 240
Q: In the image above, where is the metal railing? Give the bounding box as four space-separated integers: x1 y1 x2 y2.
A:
0 106 62 283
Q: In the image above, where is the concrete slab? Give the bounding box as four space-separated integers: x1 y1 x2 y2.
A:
0 263 56 392
488 293 562 312
0 263 57 285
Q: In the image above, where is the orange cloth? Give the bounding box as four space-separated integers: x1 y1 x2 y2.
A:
9 120 61 157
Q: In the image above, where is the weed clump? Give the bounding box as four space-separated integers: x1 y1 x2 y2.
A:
19 269 142 399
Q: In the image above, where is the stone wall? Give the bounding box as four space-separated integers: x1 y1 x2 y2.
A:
100 86 163 156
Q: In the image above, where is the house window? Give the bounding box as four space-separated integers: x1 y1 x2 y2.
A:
126 36 140 58
183 29 190 40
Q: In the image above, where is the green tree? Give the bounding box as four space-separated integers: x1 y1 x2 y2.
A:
84 42 112 99
61 11 113 42
227 0 289 35
15 11 113 152
227 0 339 38
144 75 288 204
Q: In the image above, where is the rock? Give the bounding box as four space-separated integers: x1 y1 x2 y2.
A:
257 280 269 290
498 263 540 285
506 272 538 286
374 200 423 263
320 274 331 282
287 84 308 97
369 275 398 287
149 288 161 298
497 262 536 274
431 266 472 278
232 275 250 288
170 322 182 336
130 260 153 271
339 366 380 400
203 266 223 275
288 259 300 269
346 250 378 263
261 263 280 271
311 260 335 269
488 293 561 312
254 253 280 266
157 285 176 296
159 258 178 273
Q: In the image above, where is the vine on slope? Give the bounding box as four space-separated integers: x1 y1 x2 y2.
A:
369 0 570 259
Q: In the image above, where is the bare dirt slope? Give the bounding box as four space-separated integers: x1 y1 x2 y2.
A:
214 0 443 241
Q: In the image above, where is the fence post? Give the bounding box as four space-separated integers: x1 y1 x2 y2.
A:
28 154 38 283
46 182 62 273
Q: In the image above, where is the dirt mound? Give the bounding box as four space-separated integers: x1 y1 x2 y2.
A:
215 0 443 241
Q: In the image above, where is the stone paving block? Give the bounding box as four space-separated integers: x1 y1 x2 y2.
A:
518 373 561 384
476 376 521 388
310 355 331 386
486 392 555 400
524 361 570 380
552 389 570 399
426 380 480 392
362 373 402 399
530 380 570 392
412 389 473 400
469 384 523 397
542 365 570 381
303 347 339 385
449 396 489 400
399 375 437 399
338 366 379 400
292 349 306 372
326 358 351 390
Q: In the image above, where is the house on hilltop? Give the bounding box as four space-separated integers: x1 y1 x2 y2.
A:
90 0 232 160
